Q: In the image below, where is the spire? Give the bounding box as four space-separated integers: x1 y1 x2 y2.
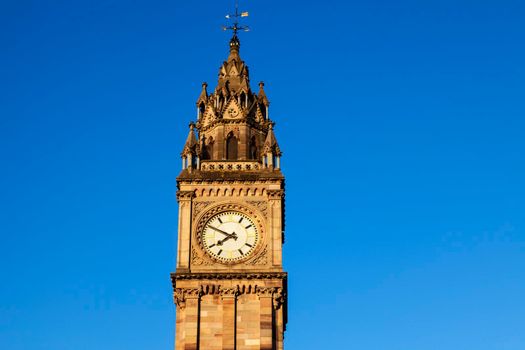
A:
216 34 250 96
263 123 281 169
197 82 208 105
182 122 198 156
263 123 280 155
258 81 270 106
181 122 200 172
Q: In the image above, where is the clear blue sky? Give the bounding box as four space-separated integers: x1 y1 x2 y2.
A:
1 1 524 349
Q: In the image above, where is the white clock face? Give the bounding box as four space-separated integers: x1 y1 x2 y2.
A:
202 211 258 262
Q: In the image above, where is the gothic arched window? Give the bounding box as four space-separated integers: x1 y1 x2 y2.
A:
226 132 238 160
249 136 258 160
240 92 246 108
203 137 214 160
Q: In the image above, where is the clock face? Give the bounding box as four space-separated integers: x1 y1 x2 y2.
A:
202 211 258 262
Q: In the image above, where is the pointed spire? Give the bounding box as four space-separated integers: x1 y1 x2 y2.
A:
181 122 200 171
258 81 270 106
182 122 198 156
216 34 251 99
263 122 281 155
197 82 208 105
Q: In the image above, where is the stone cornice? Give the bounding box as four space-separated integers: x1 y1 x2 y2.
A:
177 171 284 182
171 271 287 284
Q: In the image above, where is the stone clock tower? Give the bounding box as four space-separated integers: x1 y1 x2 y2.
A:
171 33 287 350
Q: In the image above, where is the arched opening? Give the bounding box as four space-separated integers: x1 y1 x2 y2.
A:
249 136 258 160
199 102 205 117
259 103 266 119
240 92 246 108
203 137 214 160
226 132 238 160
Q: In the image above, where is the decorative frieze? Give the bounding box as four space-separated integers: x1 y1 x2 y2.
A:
173 287 203 309
220 286 240 298
200 161 261 172
194 186 269 198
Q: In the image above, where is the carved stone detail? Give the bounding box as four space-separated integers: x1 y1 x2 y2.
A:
256 286 276 297
173 288 186 309
267 189 284 199
193 201 214 218
224 125 240 135
253 286 286 309
172 272 287 281
186 287 203 298
177 190 195 201
247 246 268 266
220 286 239 298
246 200 268 218
173 287 205 309
273 287 285 310
191 247 213 266
174 284 285 306
201 161 261 172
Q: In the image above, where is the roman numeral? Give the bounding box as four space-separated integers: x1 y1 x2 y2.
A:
245 225 252 229
245 243 253 248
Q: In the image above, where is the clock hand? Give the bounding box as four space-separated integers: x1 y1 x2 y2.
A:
208 225 237 239
217 232 237 246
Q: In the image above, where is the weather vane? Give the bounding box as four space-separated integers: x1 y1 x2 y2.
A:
222 0 250 35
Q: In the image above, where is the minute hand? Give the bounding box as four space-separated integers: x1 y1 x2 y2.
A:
208 225 237 239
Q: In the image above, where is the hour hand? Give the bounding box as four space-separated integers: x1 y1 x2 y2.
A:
217 232 237 246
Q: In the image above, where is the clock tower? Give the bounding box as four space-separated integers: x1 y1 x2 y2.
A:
171 33 287 350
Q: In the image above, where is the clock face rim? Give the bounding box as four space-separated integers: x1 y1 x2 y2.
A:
201 211 259 262
194 203 265 266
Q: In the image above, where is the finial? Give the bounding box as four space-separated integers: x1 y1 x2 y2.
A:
259 81 265 89
202 82 208 88
189 122 195 130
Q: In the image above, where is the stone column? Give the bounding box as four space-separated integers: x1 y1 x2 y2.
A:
176 191 195 271
174 289 186 350
258 288 274 350
273 288 285 350
268 190 284 267
183 289 202 350
221 287 238 350
174 288 202 350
